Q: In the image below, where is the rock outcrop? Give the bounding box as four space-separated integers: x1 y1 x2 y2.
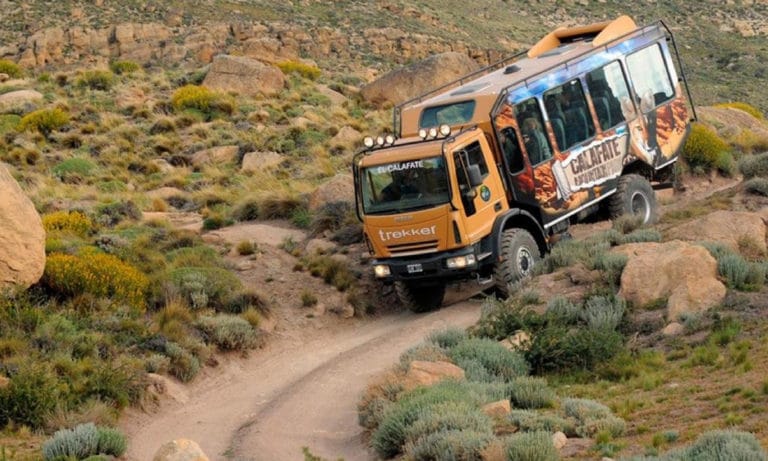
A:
202 55 286 97
153 439 209 461
0 89 43 113
0 163 45 289
308 173 354 211
360 51 480 107
405 360 465 387
615 241 726 321
666 210 767 254
240 151 283 173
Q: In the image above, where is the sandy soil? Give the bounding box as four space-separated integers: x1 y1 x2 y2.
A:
121 220 484 460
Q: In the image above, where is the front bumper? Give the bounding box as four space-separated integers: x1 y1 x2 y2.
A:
371 243 492 283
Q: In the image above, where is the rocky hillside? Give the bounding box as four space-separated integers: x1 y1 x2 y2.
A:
0 0 767 111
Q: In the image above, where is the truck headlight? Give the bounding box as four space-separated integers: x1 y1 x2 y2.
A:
446 254 476 269
374 264 391 278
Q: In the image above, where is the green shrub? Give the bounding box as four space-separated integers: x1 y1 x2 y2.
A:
259 196 305 219
744 177 768 196
405 429 493 461
399 342 449 370
171 84 234 119
42 422 99 460
165 341 200 382
714 102 764 119
563 398 625 438
52 158 96 181
0 114 20 135
683 124 733 174
43 252 150 309
290 207 313 229
739 152 768 179
43 211 94 237
96 426 127 456
718 253 764 291
427 327 468 349
525 326 624 374
592 252 628 285
504 431 559 461
109 60 141 75
18 108 69 136
509 376 556 409
0 363 59 429
305 255 355 291
449 338 529 383
311 201 355 236
404 401 493 446
0 59 22 78
195 315 259 350
76 70 115 90
509 410 575 435
582 295 626 331
277 60 321 80
236 240 257 256
167 266 243 310
301 290 318 307
612 214 644 234
545 297 581 324
627 430 768 461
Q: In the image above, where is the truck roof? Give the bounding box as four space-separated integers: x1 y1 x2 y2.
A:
397 15 645 138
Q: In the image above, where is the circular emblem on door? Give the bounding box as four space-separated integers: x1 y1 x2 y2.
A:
479 185 491 202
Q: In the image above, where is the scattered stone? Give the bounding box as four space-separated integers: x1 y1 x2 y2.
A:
153 439 209 461
405 360 465 387
202 55 285 97
360 52 479 107
240 151 283 173
500 331 531 351
552 431 568 451
190 145 240 166
615 241 726 321
662 322 685 337
0 73 9 82
308 173 354 211
482 400 511 419
0 375 9 389
0 164 45 289
559 437 594 459
0 89 43 113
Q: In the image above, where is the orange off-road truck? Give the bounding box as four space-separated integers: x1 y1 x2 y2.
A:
353 16 695 312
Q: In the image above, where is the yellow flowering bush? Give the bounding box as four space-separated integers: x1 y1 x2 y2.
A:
42 211 94 237
18 108 69 136
43 252 149 309
682 123 733 174
277 60 321 80
170 85 234 119
714 101 764 120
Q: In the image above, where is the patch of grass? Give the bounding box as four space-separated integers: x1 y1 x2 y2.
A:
52 158 96 182
304 254 356 291
76 69 115 90
301 290 318 307
236 240 257 256
171 84 235 120
42 211 94 237
427 327 468 349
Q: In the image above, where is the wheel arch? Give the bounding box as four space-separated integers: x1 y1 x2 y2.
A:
491 209 547 261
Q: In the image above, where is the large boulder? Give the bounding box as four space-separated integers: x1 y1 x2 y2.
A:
615 241 726 321
153 439 209 461
360 51 479 107
666 210 766 254
308 173 354 211
0 163 45 289
202 55 285 97
240 151 283 173
0 89 43 113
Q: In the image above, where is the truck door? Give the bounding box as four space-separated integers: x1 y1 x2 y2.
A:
450 134 507 244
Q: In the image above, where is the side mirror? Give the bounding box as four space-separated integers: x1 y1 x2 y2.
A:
468 164 483 187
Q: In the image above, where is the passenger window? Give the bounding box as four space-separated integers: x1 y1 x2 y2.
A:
543 80 595 152
626 44 675 112
587 61 633 131
514 98 553 166
498 127 524 174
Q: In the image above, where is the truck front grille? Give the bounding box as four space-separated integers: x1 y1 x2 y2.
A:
387 240 439 256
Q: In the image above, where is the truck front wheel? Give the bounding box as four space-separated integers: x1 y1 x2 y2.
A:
608 174 658 224
395 281 445 313
493 228 540 298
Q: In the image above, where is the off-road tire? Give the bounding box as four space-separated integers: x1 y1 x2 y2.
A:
493 228 540 299
608 174 658 224
395 281 446 313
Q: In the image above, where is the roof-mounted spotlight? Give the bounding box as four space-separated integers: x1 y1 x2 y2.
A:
439 124 451 137
418 128 428 139
428 127 438 138
385 134 395 145
376 136 385 146
363 136 374 148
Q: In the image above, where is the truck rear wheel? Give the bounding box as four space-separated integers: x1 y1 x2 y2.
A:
609 174 658 224
395 281 445 313
493 228 540 298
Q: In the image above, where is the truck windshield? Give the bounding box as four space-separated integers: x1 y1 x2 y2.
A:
361 156 451 214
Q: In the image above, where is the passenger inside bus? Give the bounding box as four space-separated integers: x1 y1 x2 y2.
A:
521 117 551 165
380 169 419 202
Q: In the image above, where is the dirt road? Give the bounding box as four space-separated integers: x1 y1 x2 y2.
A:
122 295 482 461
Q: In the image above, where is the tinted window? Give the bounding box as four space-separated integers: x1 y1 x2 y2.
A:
515 98 552 166
543 80 595 152
626 44 675 111
587 61 633 131
420 101 476 128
